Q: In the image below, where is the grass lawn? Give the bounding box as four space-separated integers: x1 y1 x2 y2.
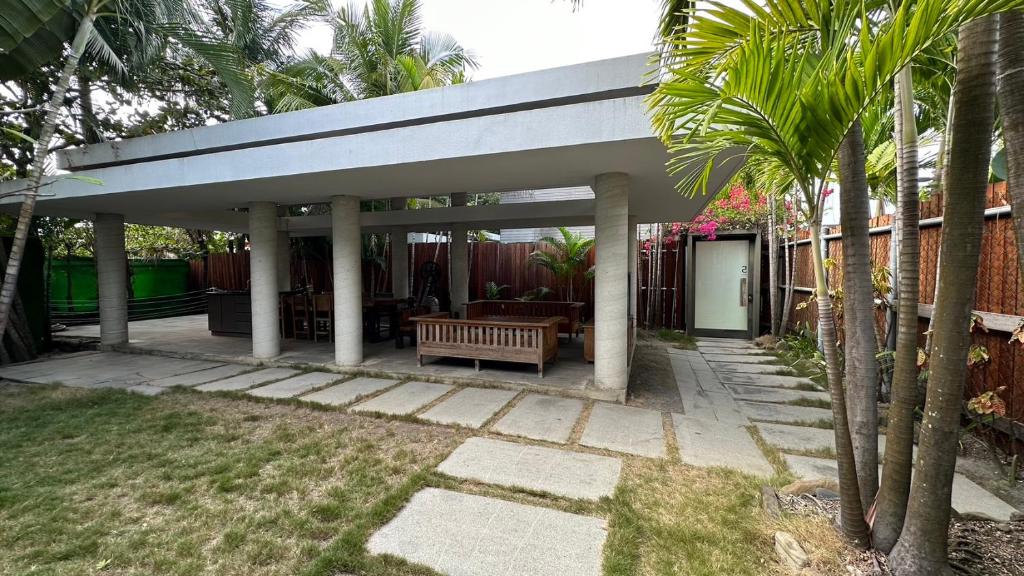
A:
0 384 848 576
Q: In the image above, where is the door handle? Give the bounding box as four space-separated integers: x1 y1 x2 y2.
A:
740 278 748 307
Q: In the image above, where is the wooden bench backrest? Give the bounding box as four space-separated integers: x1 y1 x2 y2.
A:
415 316 558 363
465 300 584 324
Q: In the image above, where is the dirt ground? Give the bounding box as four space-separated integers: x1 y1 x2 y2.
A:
626 331 683 412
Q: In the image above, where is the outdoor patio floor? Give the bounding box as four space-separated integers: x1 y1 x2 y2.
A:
60 314 597 397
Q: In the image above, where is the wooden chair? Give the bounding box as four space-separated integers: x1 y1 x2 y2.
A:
395 305 435 348
312 293 334 343
288 293 312 340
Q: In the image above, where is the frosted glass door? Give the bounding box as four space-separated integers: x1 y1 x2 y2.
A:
694 240 750 332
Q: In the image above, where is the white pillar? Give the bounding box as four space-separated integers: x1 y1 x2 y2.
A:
95 213 128 347
276 231 291 292
628 216 638 324
594 173 630 397
449 192 469 316
249 202 280 359
332 195 363 365
391 229 409 299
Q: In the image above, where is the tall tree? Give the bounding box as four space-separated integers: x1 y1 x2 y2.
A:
889 14 1000 574
998 11 1024 280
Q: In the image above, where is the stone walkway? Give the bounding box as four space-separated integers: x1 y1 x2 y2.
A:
1 344 1019 574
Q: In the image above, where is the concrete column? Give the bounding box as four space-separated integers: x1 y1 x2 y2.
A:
95 213 128 347
593 173 630 397
276 231 291 292
449 192 469 316
628 216 638 323
249 202 280 359
391 229 409 299
332 195 363 365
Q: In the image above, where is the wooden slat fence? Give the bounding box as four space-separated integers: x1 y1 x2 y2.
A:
780 182 1024 425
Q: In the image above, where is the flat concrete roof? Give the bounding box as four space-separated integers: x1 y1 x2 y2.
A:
0 53 742 232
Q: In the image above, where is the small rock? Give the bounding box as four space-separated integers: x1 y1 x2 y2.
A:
814 487 839 500
775 531 809 570
781 478 840 495
761 485 783 519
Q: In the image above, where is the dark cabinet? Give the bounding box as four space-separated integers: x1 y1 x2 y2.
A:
207 291 252 336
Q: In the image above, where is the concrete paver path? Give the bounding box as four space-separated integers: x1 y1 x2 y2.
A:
579 402 666 458
300 377 399 406
420 387 518 428
437 437 622 500
248 371 343 399
491 394 585 443
367 488 607 576
350 381 453 415
195 367 301 392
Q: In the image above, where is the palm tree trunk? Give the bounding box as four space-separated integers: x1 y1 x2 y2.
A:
873 63 921 554
889 15 998 574
998 10 1024 285
0 14 95 341
809 216 870 549
779 221 795 333
768 196 781 336
837 121 880 513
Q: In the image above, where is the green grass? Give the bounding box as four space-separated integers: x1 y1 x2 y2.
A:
655 329 697 350
0 385 465 576
0 385 850 576
786 397 832 409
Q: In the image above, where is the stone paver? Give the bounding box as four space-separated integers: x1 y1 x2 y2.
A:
702 353 776 364
437 437 622 500
300 377 399 406
367 488 606 576
0 352 224 388
491 393 585 443
759 422 886 456
716 372 818 389
147 364 251 387
739 400 833 425
248 371 343 399
195 367 301 392
127 384 165 396
419 387 518 428
697 346 766 355
670 354 747 424
726 384 831 405
579 403 666 458
784 455 1018 521
672 413 773 476
350 381 454 415
708 361 792 375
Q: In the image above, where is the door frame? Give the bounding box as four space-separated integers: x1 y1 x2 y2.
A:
685 229 760 339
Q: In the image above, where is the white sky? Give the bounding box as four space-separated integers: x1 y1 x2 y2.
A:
295 0 663 79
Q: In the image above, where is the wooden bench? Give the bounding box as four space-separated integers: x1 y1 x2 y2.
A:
464 300 585 339
414 315 560 376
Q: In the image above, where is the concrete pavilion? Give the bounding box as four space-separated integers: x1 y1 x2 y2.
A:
0 53 741 401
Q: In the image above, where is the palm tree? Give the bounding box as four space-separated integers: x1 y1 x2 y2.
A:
889 14 1000 574
0 0 253 343
261 0 477 112
998 11 1024 291
528 227 594 302
649 0 1019 548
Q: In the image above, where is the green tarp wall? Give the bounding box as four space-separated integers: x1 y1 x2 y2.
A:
49 257 190 313
2 237 47 351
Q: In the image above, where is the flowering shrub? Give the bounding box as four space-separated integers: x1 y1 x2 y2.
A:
686 184 771 240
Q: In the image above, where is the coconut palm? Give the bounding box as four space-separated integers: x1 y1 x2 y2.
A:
528 227 594 302
0 0 253 344
889 14 1000 574
650 0 1022 548
261 0 477 112
999 11 1024 289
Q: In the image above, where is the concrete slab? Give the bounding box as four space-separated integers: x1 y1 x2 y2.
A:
0 352 225 389
697 337 754 345
739 401 833 425
127 384 165 396
437 437 622 500
419 387 518 428
672 414 773 477
247 371 343 399
702 354 776 364
708 361 793 375
300 377 399 406
784 455 1018 521
146 364 250 387
698 346 768 355
758 423 886 457
726 384 831 405
579 403 666 458
195 367 301 392
670 355 748 424
716 371 819 389
350 381 454 415
491 394 585 443
367 488 607 576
